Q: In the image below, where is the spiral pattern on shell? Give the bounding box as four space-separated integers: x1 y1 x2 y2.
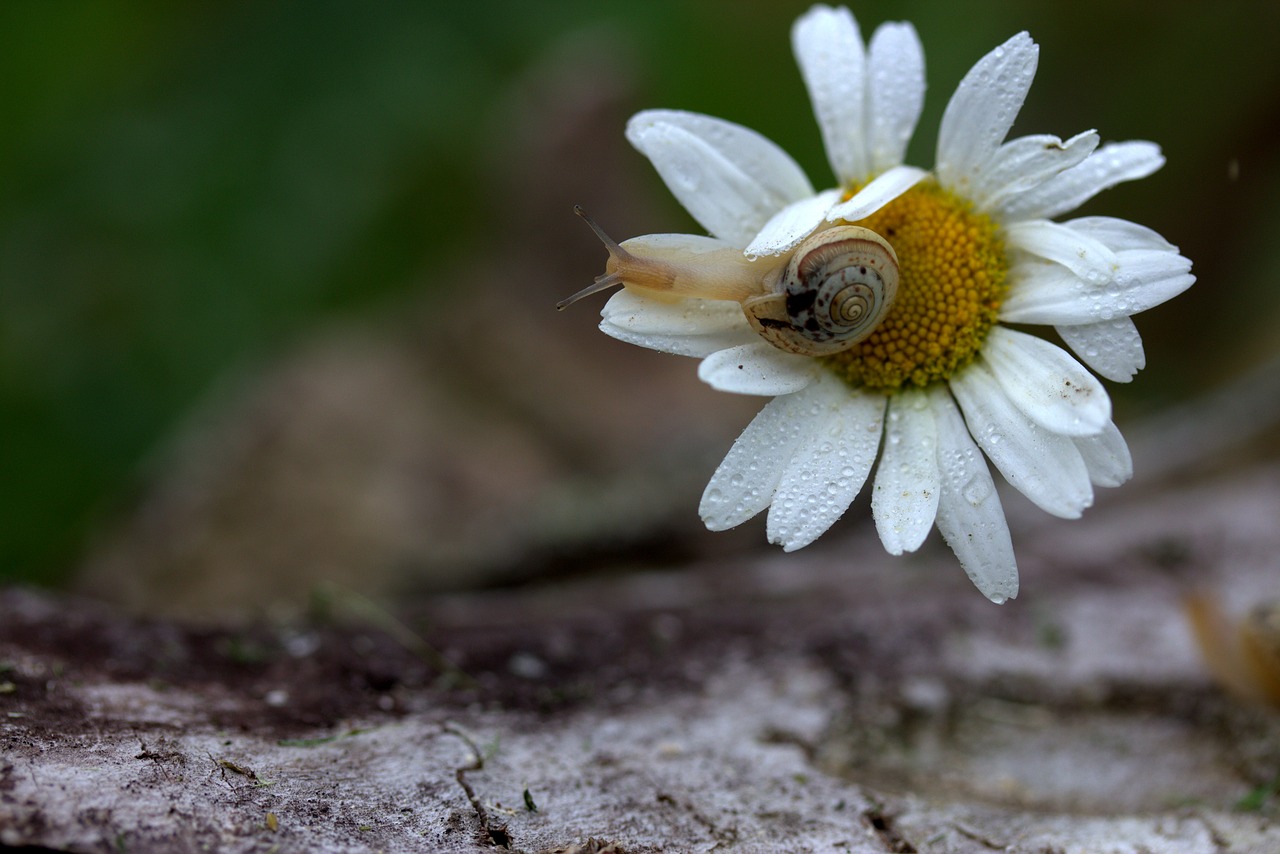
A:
753 225 899 356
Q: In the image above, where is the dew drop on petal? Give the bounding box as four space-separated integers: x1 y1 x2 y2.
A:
962 476 991 506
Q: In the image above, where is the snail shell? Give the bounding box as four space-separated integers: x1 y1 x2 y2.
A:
564 208 899 358
743 226 899 357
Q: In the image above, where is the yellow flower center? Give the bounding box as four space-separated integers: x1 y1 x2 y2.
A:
822 179 1007 392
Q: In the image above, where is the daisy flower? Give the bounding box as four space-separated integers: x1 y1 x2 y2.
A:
562 5 1193 603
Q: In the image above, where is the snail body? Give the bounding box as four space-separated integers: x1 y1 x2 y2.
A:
564 207 900 358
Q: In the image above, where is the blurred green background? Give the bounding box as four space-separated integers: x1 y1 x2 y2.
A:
1 1 1276 588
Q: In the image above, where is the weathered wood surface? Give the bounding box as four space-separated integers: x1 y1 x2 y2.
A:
5 463 1280 853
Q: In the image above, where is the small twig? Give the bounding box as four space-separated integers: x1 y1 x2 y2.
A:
208 753 274 789
444 723 511 849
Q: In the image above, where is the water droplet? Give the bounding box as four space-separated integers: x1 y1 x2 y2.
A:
962 476 991 506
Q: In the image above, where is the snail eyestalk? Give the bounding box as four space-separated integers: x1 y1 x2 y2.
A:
558 206 640 310
556 272 626 311
562 204 771 309
574 204 628 258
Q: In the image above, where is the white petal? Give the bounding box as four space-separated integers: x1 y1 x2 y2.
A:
598 319 756 358
600 289 757 357
998 140 1165 222
1055 317 1146 383
866 21 926 174
936 32 1039 193
619 232 734 254
766 379 885 551
950 361 1094 519
626 110 814 247
981 327 1111 437
826 165 928 222
999 255 1080 324
1062 216 1177 252
600 284 741 333
1073 420 1132 488
698 342 818 396
1109 249 1196 310
792 5 869 184
745 188 842 257
975 130 1098 214
700 382 829 531
872 388 940 555
1004 219 1119 286
1000 250 1194 325
928 386 1018 604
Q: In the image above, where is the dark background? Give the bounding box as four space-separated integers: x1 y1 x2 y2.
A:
1 0 1276 592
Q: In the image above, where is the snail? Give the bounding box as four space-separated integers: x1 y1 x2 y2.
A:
561 206 900 357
